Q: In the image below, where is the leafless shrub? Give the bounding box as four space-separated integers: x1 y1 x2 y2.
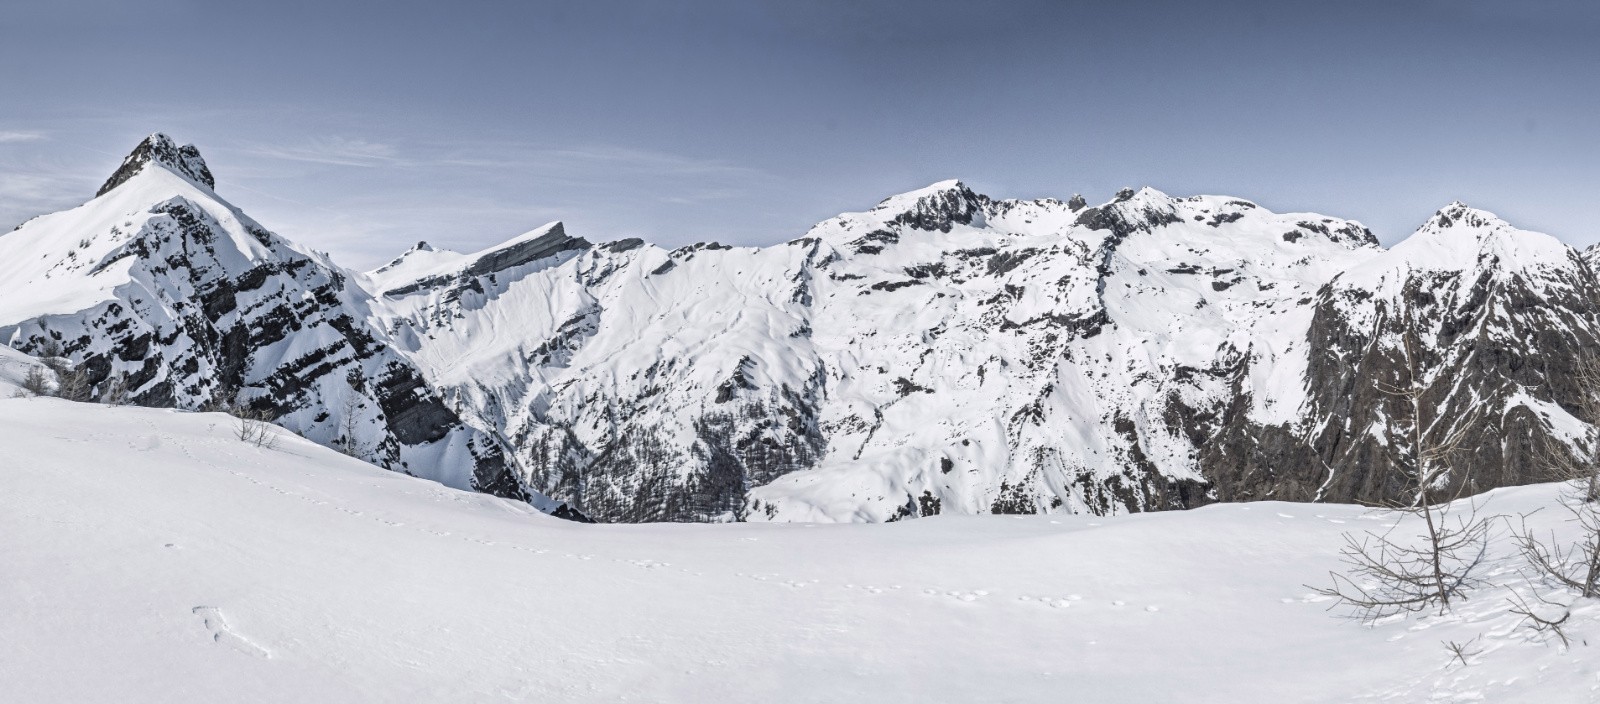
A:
55 366 93 402
1442 635 1483 666
205 396 280 450
237 413 279 450
1513 510 1600 599
1314 502 1493 621
36 352 93 402
1513 351 1600 602
27 346 96 402
18 365 54 397
1311 295 1496 621
332 390 371 459
97 371 130 406
1506 589 1572 649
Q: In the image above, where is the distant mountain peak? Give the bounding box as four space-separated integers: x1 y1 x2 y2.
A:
96 133 215 197
871 179 985 232
1423 201 1502 232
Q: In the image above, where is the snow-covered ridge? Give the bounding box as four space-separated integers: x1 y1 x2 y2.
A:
362 221 595 298
1335 201 1578 293
3 133 1596 523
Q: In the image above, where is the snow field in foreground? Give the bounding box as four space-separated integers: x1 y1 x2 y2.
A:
1 397 1596 703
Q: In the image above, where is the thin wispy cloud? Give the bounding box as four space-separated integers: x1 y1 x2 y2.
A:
428 142 775 182
241 136 403 168
658 187 746 205
0 130 47 143
524 145 771 180
0 167 96 230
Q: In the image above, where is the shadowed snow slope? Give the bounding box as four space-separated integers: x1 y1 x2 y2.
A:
2 397 1595 703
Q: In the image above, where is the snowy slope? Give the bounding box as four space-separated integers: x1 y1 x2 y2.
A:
2 396 1594 703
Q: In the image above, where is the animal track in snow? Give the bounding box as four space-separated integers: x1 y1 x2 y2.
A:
192 606 270 658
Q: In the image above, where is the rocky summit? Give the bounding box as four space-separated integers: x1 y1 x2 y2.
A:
2 135 1595 523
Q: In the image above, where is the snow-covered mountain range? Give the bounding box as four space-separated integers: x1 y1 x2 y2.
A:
3 134 1595 523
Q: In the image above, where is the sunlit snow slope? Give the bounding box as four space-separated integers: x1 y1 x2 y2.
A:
1 396 1594 703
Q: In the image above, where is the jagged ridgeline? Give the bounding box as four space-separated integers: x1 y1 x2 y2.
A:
3 135 1597 523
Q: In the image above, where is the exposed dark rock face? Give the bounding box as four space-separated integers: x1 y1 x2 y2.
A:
1202 207 1600 507
380 224 592 299
886 182 986 232
98 133 214 196
512 380 827 523
464 224 590 278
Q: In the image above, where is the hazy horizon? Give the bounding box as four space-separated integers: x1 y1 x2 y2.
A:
3 0 1597 268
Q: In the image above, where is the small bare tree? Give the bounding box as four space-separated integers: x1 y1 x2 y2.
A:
1506 589 1573 648
205 395 280 450
1514 482 1600 600
1443 635 1484 667
332 391 369 459
55 365 93 402
1312 293 1495 620
17 365 54 397
236 411 279 450
36 352 93 402
1515 351 1600 599
98 371 130 406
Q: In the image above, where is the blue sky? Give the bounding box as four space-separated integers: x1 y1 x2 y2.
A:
1 0 1596 268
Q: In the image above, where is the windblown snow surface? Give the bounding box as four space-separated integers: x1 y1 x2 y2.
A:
2 396 1596 702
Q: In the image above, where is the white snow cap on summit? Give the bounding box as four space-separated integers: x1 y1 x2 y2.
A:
870 179 970 211
1337 201 1575 291
1400 201 1571 269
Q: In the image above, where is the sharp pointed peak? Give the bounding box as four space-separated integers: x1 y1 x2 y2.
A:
96 133 215 197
